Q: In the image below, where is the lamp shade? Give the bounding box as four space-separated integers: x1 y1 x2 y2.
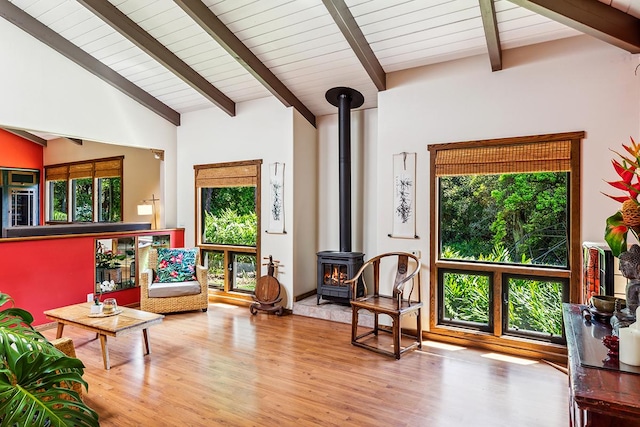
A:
137 204 153 216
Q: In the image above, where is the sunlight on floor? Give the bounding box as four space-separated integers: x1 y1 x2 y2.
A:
422 340 466 351
481 352 538 365
211 303 241 310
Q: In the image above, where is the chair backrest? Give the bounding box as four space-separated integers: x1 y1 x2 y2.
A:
348 252 421 303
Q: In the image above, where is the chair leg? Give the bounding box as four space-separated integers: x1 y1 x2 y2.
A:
416 309 423 350
373 312 379 335
393 314 401 360
351 307 359 344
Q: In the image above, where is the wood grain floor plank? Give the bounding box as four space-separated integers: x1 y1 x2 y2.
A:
41 303 568 426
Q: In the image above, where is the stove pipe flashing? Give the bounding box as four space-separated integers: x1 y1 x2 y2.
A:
325 87 364 253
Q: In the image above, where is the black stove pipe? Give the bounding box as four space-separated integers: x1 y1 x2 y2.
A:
325 87 364 253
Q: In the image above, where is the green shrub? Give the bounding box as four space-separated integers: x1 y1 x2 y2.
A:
204 209 257 246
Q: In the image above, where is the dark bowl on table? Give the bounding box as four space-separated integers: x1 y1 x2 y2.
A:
591 295 624 313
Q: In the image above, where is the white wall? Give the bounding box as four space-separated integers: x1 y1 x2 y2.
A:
292 109 318 297
0 19 178 227
176 97 299 307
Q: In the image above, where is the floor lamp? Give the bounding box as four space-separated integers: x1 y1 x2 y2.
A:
137 194 159 229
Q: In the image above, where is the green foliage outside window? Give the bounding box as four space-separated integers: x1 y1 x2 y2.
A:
202 187 256 246
507 277 564 337
442 247 564 337
440 172 568 267
99 177 121 222
73 178 93 222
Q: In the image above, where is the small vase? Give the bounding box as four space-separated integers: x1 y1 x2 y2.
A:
90 303 103 314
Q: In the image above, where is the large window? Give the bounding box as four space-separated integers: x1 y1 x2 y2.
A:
45 157 123 223
195 160 261 300
428 132 582 354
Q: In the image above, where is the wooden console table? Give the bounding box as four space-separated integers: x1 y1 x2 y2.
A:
563 303 640 427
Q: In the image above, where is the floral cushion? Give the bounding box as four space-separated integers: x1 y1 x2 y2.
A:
154 248 198 283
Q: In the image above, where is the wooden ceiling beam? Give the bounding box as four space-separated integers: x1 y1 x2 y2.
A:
508 0 640 53
2 128 47 147
0 0 180 126
322 0 386 90
173 0 316 128
479 0 502 72
77 0 234 118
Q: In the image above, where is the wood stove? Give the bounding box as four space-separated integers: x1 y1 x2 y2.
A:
317 86 365 304
317 251 364 304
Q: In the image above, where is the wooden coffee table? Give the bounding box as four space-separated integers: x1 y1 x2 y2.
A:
44 302 164 370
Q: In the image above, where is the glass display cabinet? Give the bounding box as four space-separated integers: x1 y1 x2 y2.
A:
95 234 170 295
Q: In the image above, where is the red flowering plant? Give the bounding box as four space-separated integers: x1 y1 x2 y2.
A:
604 137 640 256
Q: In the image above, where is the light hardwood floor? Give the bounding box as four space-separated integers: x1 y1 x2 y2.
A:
41 303 568 426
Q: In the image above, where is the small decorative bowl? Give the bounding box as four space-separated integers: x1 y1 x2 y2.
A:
591 295 622 313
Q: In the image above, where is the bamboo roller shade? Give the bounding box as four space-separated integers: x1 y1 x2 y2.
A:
45 158 122 180
434 140 571 176
95 159 122 178
195 164 258 188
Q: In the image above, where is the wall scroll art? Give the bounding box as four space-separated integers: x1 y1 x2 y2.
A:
390 152 417 239
267 162 286 234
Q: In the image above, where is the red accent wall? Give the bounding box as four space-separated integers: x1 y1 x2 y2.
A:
0 128 44 169
0 128 45 223
0 229 184 325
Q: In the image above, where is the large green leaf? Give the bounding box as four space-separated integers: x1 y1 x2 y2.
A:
605 211 629 257
0 295 99 427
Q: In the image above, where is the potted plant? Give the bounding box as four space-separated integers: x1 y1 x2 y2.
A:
605 137 640 256
0 293 99 426
95 247 126 284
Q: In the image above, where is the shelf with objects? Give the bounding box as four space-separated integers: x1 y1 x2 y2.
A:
95 233 170 296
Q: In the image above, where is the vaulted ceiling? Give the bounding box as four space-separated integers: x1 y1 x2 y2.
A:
1 0 639 129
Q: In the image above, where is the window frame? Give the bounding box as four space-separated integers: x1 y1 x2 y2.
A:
427 132 583 357
45 156 123 224
194 159 262 302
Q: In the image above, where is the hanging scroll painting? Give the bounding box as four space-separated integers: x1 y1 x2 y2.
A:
267 162 286 233
391 152 417 238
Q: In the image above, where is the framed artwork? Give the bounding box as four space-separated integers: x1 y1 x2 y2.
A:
267 162 286 234
390 152 417 239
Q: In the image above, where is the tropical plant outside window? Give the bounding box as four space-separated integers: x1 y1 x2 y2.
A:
440 173 568 268
98 177 122 222
72 178 93 222
429 133 582 350
195 160 261 298
49 180 67 221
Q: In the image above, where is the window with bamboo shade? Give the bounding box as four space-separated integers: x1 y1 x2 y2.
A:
194 160 262 302
45 156 123 223
427 132 583 356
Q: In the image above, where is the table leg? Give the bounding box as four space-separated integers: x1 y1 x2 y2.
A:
99 334 110 370
142 328 151 355
56 323 65 339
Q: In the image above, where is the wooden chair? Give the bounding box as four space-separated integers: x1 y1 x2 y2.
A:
346 252 422 359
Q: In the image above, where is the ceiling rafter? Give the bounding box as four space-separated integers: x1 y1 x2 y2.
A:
77 0 235 118
173 0 316 128
508 0 640 53
322 0 386 91
479 0 502 72
2 127 47 147
0 0 180 126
